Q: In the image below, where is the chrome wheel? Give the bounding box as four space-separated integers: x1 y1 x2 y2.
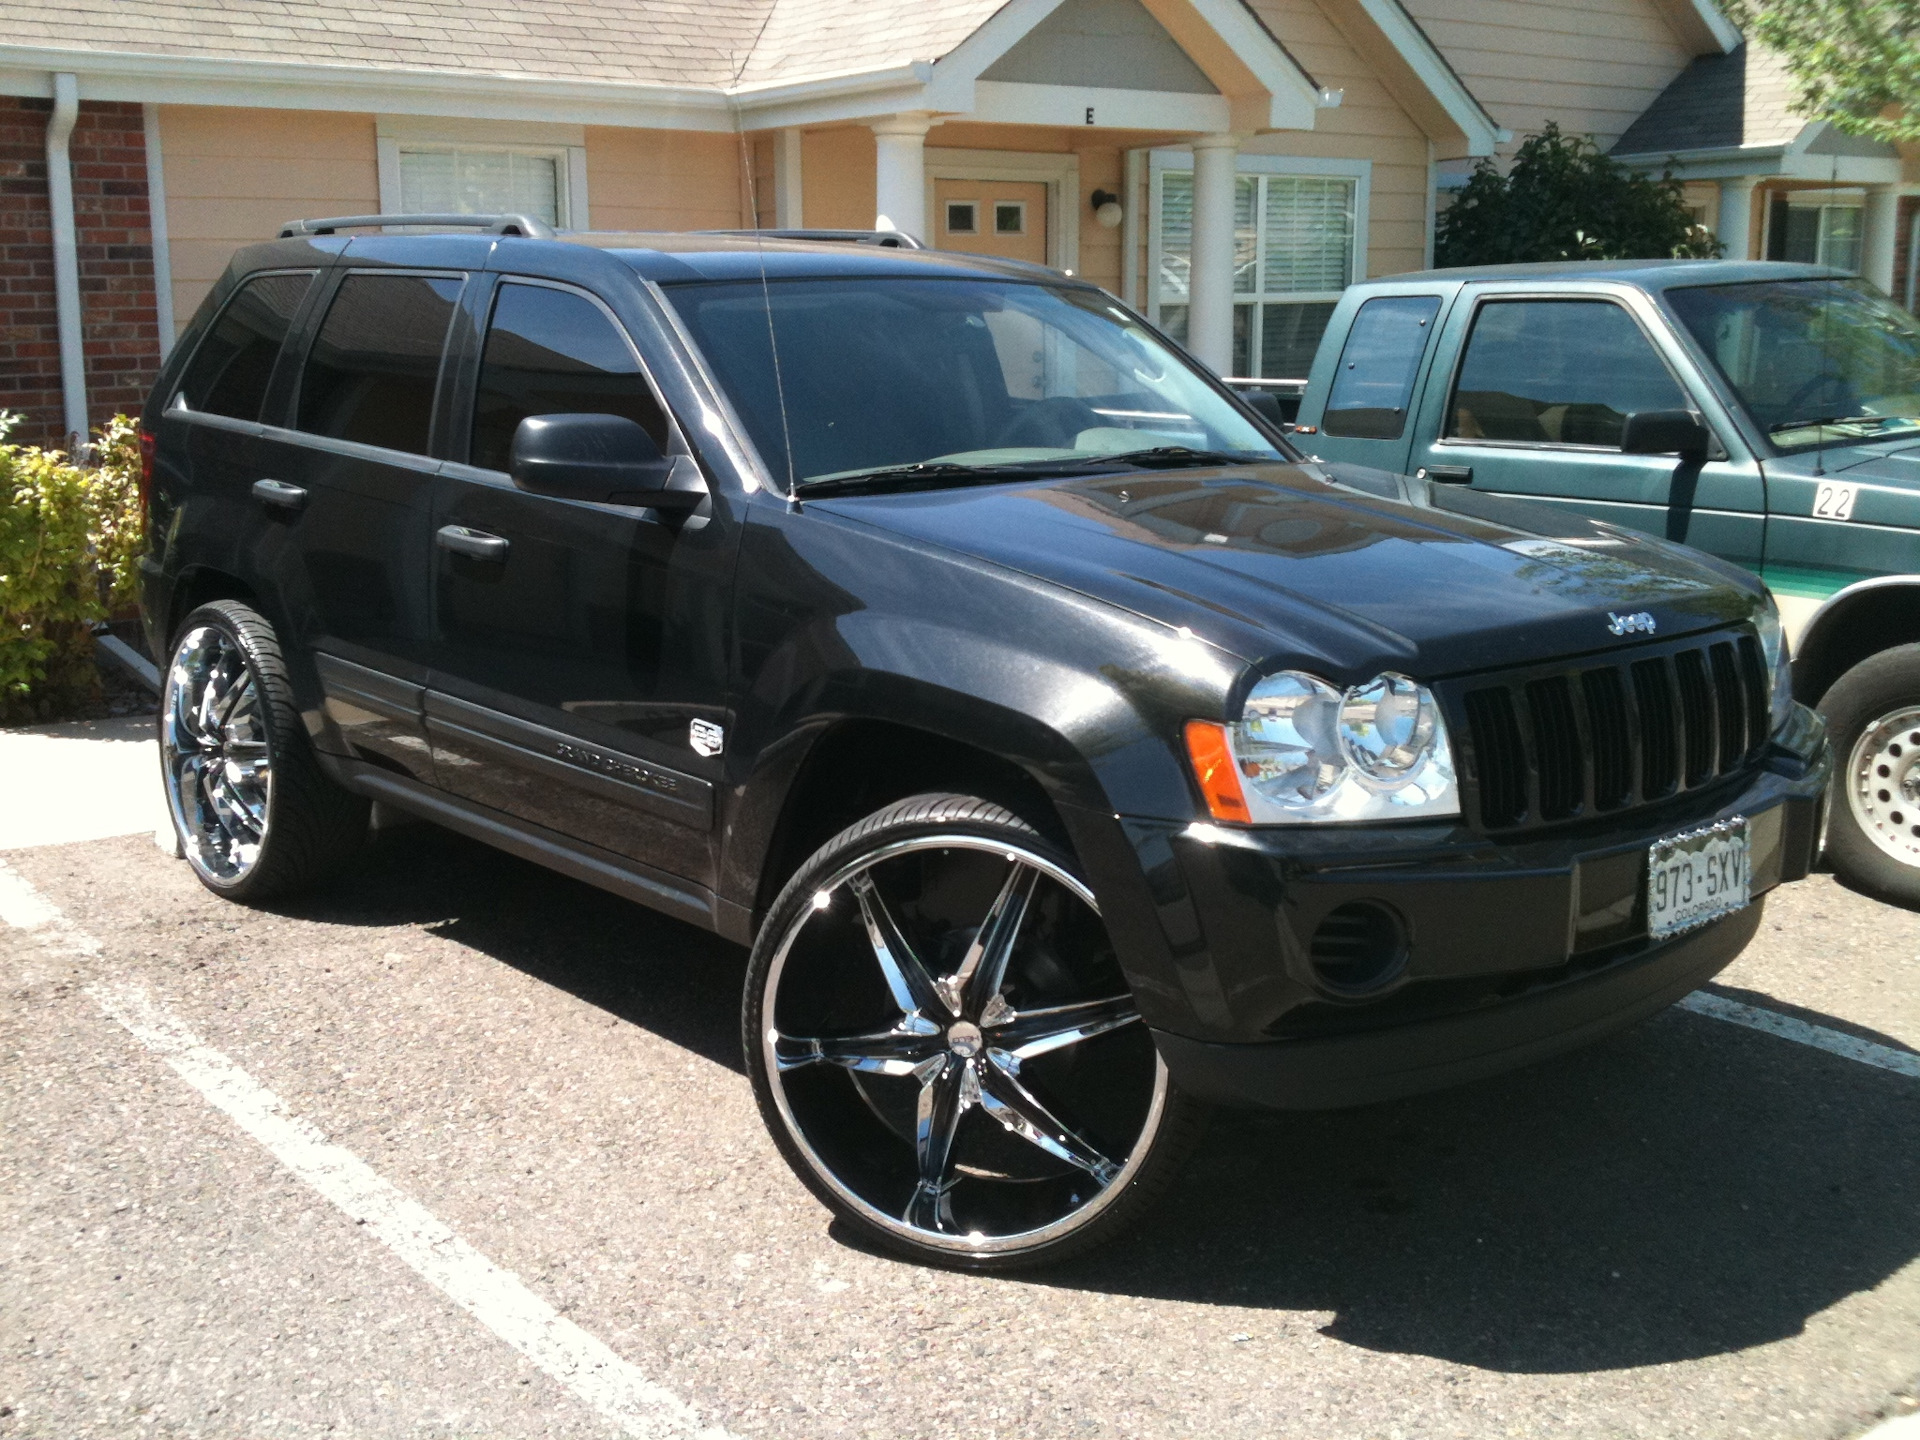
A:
1847 705 1920 868
162 624 272 885
760 834 1165 1257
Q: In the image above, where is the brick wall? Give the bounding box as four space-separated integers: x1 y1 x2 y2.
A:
1895 194 1920 313
0 96 163 450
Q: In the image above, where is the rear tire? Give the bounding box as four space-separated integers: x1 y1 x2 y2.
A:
1819 643 1920 908
159 601 368 902
744 792 1207 1271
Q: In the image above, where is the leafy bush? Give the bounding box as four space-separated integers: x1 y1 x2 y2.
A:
0 412 146 722
1436 124 1723 269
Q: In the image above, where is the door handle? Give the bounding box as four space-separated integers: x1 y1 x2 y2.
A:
436 525 510 562
251 478 308 510
1418 464 1473 485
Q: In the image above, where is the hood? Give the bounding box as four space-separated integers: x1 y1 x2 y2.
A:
813 462 1762 684
1778 439 1920 487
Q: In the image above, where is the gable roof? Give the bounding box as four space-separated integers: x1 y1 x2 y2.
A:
1612 44 1747 155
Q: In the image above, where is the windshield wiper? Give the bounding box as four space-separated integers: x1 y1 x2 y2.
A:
789 462 1040 498
1769 414 1916 434
790 447 1271 498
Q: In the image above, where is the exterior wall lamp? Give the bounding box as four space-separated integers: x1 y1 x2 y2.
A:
1090 189 1124 229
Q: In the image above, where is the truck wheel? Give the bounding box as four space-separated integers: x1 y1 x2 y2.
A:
1820 643 1920 908
159 601 368 902
744 793 1207 1270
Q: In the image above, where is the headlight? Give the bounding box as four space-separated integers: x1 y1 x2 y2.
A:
1186 670 1460 824
1754 596 1794 732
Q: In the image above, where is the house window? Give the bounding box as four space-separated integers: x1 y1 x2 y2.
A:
994 201 1027 235
1775 198 1864 273
1155 167 1358 379
946 201 978 234
397 146 565 226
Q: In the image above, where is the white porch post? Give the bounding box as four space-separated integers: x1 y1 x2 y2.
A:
1716 177 1758 261
774 128 804 229
1862 184 1900 293
1188 133 1240 375
871 114 932 238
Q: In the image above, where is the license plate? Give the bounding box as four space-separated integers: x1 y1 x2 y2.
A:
1647 817 1751 940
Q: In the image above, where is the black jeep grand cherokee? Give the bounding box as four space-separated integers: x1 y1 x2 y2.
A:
140 216 1828 1269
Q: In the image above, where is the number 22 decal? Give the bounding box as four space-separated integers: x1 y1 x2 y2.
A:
1813 481 1858 520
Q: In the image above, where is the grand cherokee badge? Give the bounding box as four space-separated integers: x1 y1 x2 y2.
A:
689 718 725 757
1608 611 1656 636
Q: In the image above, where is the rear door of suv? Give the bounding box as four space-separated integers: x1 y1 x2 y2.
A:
423 268 737 898
259 237 488 783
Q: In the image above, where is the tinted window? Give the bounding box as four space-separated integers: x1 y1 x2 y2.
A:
298 273 463 455
1322 295 1441 439
1448 299 1688 448
469 283 668 473
175 271 313 421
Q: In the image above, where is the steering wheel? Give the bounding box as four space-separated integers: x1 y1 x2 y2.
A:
1782 370 1855 420
994 397 1101 450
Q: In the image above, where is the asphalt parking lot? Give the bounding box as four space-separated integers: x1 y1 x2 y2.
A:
5 757 1920 1438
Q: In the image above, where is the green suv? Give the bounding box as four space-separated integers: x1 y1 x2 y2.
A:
1293 260 1920 904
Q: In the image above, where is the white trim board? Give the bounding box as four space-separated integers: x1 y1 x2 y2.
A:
924 147 1082 273
142 101 175 354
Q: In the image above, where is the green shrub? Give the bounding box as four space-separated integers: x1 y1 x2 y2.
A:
0 412 146 722
1436 123 1722 269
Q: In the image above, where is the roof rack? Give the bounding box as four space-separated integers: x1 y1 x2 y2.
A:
697 228 925 250
278 213 556 239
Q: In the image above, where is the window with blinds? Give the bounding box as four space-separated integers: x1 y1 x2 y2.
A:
397 147 564 226
1156 168 1356 379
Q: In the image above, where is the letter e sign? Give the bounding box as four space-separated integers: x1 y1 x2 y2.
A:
1085 107 1095 125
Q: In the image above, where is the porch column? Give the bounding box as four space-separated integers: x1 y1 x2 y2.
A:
871 114 933 239
1188 133 1240 375
1716 177 1758 261
1862 184 1900 293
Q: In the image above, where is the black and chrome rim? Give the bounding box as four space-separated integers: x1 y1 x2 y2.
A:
761 835 1164 1256
162 625 271 885
1848 705 1920 867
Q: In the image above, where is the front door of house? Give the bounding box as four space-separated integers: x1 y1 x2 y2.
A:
934 179 1048 264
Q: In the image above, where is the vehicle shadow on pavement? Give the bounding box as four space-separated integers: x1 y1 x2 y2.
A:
280 823 751 1076
282 825 1920 1375
1045 1011 1920 1373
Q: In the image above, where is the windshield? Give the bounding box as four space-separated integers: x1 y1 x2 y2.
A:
662 277 1284 489
1667 278 1920 453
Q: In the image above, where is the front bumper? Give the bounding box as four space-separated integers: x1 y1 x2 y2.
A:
1075 707 1829 1111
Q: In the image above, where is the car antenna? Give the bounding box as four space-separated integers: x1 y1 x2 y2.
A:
728 40 800 508
1814 149 1841 478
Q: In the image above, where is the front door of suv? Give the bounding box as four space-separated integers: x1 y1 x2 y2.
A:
1409 291 1766 571
426 276 735 892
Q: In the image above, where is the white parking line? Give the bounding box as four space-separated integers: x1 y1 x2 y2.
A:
0 860 736 1440
1678 992 1920 1080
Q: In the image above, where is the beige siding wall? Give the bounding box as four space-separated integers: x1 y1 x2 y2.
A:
585 128 744 230
1743 43 1806 147
158 105 377 332
800 127 877 231
1247 0 1433 280
1398 0 1694 154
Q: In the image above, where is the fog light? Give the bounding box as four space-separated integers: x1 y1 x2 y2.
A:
1308 901 1407 994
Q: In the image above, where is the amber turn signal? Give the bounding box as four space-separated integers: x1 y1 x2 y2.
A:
1184 719 1251 823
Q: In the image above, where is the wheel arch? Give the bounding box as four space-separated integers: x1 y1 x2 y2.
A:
1791 576 1920 704
165 566 262 647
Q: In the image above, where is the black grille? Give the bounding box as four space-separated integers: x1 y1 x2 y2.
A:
1456 629 1771 833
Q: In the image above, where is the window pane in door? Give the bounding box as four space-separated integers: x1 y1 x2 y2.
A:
469 282 668 474
1448 299 1688 447
175 271 314 420
399 148 560 225
297 273 464 455
1322 294 1442 439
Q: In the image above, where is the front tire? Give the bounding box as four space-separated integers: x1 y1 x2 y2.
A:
744 793 1205 1271
159 601 368 902
1820 643 1920 908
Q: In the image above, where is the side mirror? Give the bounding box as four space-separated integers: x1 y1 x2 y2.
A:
508 413 706 513
1621 409 1711 461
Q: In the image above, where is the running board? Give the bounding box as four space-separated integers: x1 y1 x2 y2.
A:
337 762 726 935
